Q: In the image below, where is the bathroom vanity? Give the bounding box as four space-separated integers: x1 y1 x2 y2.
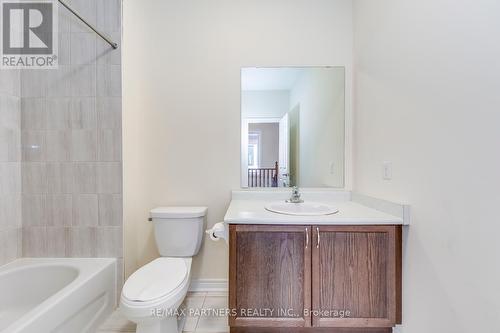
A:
224 190 408 333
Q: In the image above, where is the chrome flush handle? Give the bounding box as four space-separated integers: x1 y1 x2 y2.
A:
316 227 320 248
305 227 309 249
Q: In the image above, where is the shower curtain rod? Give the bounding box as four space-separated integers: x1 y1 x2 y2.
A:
58 0 118 49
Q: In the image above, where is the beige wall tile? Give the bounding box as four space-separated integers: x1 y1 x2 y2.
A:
71 130 97 161
97 162 122 193
22 163 48 194
96 226 122 257
72 194 98 226
6 228 20 262
0 163 21 195
96 0 121 33
70 65 97 97
73 162 97 193
23 226 47 257
21 98 46 130
46 227 67 256
96 31 121 66
97 65 121 97
21 130 45 162
46 131 71 161
58 33 71 65
0 70 20 96
68 0 97 33
21 70 47 98
97 129 121 161
22 194 46 226
1 69 22 265
70 98 96 129
16 0 122 263
47 162 74 193
97 97 121 129
46 98 71 130
67 227 96 257
46 66 72 97
0 230 6 265
71 33 97 65
0 128 21 162
1 95 21 128
46 194 72 226
98 194 122 226
0 195 22 228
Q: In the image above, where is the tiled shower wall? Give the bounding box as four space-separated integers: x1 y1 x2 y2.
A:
20 0 122 279
0 71 22 266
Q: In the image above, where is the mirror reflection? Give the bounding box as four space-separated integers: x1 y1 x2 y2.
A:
241 67 345 188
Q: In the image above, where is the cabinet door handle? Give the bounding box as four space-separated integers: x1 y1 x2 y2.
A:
316 227 320 248
305 228 309 249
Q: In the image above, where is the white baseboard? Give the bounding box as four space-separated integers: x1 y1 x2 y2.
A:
189 279 228 292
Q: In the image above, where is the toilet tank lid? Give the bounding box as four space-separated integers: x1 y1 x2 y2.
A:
150 206 208 219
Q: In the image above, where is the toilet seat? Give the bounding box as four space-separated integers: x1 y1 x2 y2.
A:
122 257 190 305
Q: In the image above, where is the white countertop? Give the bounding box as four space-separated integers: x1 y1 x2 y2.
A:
224 190 408 225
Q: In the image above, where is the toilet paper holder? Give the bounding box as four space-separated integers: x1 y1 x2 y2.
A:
206 222 228 243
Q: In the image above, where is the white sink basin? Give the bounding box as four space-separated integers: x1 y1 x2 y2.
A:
265 201 339 216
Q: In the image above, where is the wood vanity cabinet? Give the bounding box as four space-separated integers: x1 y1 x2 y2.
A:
229 224 402 333
229 225 312 328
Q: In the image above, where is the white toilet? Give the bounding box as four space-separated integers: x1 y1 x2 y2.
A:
120 207 207 333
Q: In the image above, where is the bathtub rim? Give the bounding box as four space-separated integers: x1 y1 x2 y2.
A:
0 258 117 332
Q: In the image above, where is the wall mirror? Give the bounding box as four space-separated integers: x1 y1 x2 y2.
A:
241 67 345 188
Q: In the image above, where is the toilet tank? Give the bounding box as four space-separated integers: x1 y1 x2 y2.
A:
150 207 208 257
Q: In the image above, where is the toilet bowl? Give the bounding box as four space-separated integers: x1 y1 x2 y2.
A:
120 207 207 333
120 258 192 333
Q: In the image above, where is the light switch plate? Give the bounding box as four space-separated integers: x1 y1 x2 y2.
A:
382 161 392 180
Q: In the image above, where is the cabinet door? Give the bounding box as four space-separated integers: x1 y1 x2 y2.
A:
229 225 312 327
312 226 402 328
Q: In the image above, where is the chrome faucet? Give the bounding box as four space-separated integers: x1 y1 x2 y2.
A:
280 173 290 187
286 186 304 203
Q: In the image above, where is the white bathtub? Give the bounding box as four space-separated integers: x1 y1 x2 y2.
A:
0 258 116 333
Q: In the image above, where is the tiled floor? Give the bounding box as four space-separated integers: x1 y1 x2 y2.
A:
97 292 229 333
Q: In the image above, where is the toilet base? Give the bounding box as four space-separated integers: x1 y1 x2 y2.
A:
136 316 178 333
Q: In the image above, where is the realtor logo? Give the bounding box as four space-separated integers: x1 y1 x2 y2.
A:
1 0 58 69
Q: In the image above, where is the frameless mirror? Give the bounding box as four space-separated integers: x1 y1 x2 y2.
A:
241 67 345 188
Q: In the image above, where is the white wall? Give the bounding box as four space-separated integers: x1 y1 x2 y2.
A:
353 0 500 331
290 68 345 187
123 0 353 279
248 123 279 168
242 90 289 119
